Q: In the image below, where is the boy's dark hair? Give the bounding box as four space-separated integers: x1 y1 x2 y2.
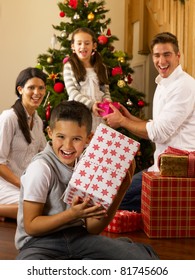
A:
12 67 47 144
49 100 92 135
150 32 179 53
69 27 109 85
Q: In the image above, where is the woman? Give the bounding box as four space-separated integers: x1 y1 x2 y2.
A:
0 67 47 220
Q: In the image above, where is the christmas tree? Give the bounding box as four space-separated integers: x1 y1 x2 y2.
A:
36 0 154 172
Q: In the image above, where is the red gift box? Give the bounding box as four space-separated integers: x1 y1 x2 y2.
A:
98 101 120 117
141 171 195 238
104 210 142 233
64 124 140 210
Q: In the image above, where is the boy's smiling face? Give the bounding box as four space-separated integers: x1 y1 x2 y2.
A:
47 120 92 166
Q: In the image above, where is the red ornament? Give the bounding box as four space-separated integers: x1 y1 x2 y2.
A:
45 102 51 121
106 28 111 37
59 11 65 17
111 66 123 76
137 100 145 108
69 0 78 9
127 74 133 84
54 82 65 93
98 35 108 45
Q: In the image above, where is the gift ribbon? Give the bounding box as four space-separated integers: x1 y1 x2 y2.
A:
159 146 195 177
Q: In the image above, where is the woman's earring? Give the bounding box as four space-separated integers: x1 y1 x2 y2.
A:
72 48 76 53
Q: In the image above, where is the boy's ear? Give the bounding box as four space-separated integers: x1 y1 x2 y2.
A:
47 126 52 139
86 132 94 144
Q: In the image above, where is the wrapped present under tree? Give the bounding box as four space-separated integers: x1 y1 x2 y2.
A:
141 171 195 238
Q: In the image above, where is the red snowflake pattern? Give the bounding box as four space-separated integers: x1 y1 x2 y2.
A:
101 127 108 134
84 161 91 168
110 149 117 156
97 175 103 182
119 154 126 161
101 166 108 173
102 148 108 155
106 158 112 165
79 170 86 177
92 184 99 191
88 153 95 159
93 144 100 150
110 171 117 178
124 146 130 153
106 180 113 187
115 163 122 169
115 141 121 148
74 179 82 185
97 136 104 142
101 189 109 196
106 140 112 146
98 157 103 163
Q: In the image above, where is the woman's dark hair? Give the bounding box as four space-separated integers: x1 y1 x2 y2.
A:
150 32 179 53
49 100 92 135
69 27 109 85
12 67 47 144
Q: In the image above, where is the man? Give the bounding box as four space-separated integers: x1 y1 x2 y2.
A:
104 32 195 212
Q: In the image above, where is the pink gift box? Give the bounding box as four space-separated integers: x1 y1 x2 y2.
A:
104 210 142 233
98 101 120 117
64 124 140 210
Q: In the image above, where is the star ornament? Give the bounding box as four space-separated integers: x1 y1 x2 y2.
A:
48 72 59 81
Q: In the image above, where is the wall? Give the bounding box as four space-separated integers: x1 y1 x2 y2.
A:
0 0 125 112
129 21 158 119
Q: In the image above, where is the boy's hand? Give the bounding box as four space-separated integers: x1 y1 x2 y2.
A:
70 196 107 219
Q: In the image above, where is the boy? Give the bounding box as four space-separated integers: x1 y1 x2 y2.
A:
15 100 158 260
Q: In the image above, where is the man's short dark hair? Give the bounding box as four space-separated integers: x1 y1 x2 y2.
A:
150 32 179 53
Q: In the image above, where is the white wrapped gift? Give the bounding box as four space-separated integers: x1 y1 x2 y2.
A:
64 124 140 210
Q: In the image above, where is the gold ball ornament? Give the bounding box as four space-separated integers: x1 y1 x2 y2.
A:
117 80 126 88
47 56 53 64
88 12 95 21
118 56 125 63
